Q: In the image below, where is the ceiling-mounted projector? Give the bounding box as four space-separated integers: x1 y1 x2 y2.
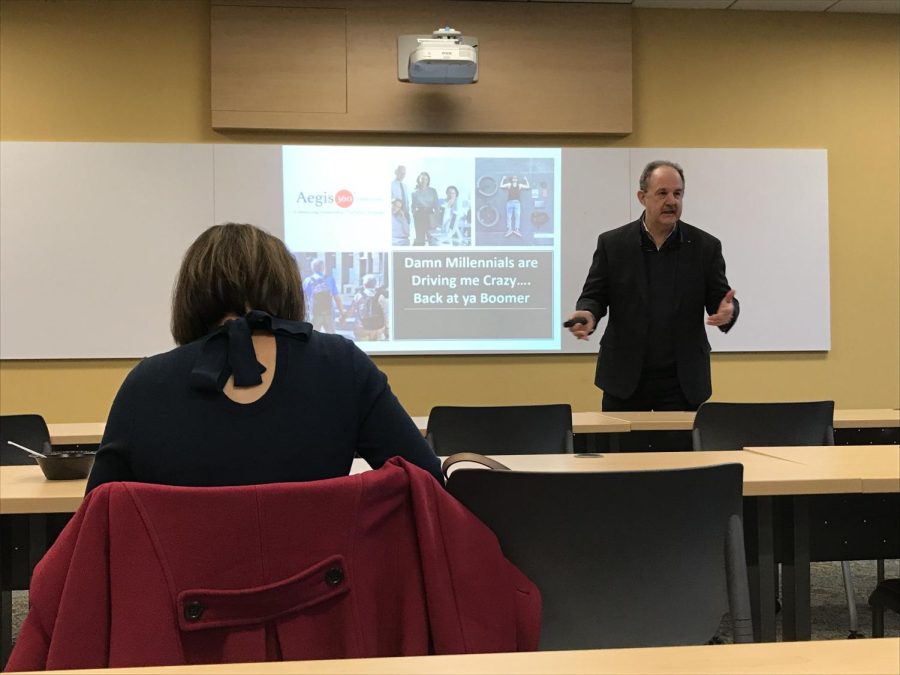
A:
398 27 478 85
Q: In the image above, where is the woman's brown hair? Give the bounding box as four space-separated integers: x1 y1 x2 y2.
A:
171 223 304 345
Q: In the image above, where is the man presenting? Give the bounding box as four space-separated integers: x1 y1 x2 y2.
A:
567 160 738 411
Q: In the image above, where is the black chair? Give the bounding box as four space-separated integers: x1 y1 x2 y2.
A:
869 578 900 638
691 400 872 637
692 401 835 450
426 404 574 455
0 414 52 466
446 463 752 650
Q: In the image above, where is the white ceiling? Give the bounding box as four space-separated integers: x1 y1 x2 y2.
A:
470 0 900 14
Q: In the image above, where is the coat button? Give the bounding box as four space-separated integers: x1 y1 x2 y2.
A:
184 600 204 621
324 566 344 587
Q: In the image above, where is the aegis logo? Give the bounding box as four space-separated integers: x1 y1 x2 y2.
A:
334 190 353 208
295 190 354 208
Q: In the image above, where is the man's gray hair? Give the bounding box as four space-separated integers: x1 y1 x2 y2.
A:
639 160 685 193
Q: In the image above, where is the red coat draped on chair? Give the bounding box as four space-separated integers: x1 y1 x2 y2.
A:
7 458 540 671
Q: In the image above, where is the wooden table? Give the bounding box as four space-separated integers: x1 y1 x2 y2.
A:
0 466 87 515
602 409 900 431
409 412 632 435
49 409 898 446
442 448 899 642
460 451 862 497
743 445 900 641
1 449 833 514
46 423 105 446
15 638 900 675
832 409 900 428
746 445 900 493
1 447 896 658
601 411 696 431
3 449 864 511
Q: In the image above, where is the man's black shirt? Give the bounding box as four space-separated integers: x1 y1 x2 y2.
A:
640 224 681 375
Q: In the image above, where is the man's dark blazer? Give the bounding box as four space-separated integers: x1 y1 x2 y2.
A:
576 217 738 407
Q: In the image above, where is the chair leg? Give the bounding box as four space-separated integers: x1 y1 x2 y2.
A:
871 606 885 638
1 589 11 669
774 564 781 614
840 561 863 638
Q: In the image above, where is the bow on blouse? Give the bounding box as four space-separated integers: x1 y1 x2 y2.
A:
189 310 311 393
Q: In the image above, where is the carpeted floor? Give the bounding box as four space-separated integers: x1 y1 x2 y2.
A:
10 560 899 646
716 560 900 641
801 560 899 640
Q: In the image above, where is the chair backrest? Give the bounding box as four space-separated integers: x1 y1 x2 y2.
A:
0 414 51 465
446 464 752 650
692 401 835 450
426 404 574 455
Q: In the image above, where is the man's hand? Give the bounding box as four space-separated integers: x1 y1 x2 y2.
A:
565 310 595 340
706 289 736 326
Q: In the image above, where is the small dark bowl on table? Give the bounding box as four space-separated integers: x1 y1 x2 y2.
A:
36 452 96 480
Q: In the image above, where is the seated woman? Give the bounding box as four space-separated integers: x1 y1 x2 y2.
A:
86 223 442 491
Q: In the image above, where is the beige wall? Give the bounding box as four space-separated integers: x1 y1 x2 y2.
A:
1 1 898 422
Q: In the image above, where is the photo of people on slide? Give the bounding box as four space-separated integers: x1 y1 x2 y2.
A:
389 160 472 247
474 157 556 247
283 145 561 353
296 251 390 341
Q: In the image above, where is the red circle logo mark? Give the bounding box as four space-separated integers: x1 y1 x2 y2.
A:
335 190 354 208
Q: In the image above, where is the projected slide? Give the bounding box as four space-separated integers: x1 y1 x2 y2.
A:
283 146 562 353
